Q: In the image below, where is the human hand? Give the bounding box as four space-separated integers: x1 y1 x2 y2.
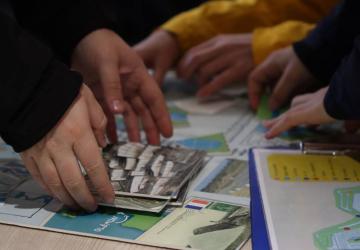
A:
263 87 335 139
176 34 254 97
20 85 114 212
72 29 173 145
134 30 180 85
248 46 319 110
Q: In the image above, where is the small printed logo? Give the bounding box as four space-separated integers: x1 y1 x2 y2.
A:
185 199 209 210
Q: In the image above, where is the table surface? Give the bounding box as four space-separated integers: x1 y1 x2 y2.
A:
0 223 252 250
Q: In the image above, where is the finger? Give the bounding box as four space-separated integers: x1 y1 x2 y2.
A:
74 132 114 205
50 146 98 212
36 154 78 209
130 96 160 145
82 86 107 147
106 112 118 144
269 61 301 110
196 53 232 86
265 110 305 139
122 102 141 142
263 116 282 129
290 93 313 107
177 45 223 80
248 55 283 110
21 155 52 195
99 64 125 114
138 73 173 138
187 37 217 52
263 103 307 129
196 67 239 97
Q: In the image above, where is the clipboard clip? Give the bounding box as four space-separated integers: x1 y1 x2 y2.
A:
298 134 360 157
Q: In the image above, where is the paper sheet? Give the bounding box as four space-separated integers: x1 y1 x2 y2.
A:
174 97 239 115
253 148 360 250
268 154 360 182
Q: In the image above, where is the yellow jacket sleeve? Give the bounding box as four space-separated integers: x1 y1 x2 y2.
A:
252 21 315 64
161 0 338 53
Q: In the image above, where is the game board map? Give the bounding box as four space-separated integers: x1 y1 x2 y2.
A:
174 97 239 115
116 105 190 131
0 195 250 250
314 186 360 250
190 158 250 206
174 133 231 156
138 199 251 250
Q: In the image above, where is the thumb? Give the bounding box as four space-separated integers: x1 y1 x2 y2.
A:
81 85 108 147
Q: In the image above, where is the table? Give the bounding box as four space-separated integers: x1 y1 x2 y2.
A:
0 224 252 250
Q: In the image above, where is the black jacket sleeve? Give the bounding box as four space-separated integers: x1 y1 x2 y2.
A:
293 0 360 83
12 0 116 63
0 12 82 152
324 36 360 119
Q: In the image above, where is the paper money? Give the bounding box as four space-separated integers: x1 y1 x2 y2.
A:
103 143 206 199
96 196 169 213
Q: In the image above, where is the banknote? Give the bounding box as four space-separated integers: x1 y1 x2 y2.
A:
168 181 189 207
96 196 169 213
103 142 206 199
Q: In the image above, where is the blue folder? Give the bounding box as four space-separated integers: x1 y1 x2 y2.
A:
249 149 270 250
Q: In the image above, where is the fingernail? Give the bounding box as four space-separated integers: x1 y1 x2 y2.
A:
112 100 123 113
87 203 98 213
100 136 107 148
104 194 115 204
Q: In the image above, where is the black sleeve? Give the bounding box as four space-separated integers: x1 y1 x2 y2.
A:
324 36 360 120
0 12 82 152
11 0 116 63
293 0 360 83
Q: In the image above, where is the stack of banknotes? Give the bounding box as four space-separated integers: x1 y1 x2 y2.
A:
92 142 206 213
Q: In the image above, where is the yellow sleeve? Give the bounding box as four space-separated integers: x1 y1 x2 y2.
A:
252 21 315 65
161 0 273 53
161 0 338 53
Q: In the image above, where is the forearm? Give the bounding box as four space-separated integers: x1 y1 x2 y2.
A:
294 0 360 83
324 36 360 120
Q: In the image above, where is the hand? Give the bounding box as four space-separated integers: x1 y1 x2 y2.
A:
72 29 173 145
20 85 114 212
263 87 335 139
248 46 319 110
176 34 254 97
134 30 180 85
